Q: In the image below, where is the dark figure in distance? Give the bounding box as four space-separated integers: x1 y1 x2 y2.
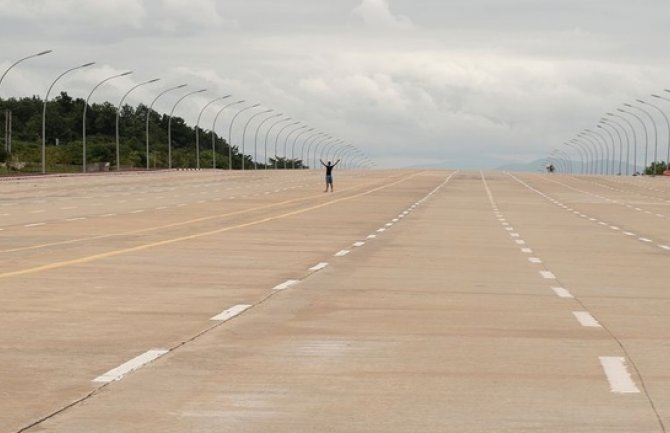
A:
321 159 340 192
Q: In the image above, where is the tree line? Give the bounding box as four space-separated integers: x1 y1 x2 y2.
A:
0 93 307 173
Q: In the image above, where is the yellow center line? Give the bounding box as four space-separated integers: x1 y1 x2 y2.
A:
0 172 428 279
0 174 406 254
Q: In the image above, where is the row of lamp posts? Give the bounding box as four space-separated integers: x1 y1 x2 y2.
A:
1 50 373 173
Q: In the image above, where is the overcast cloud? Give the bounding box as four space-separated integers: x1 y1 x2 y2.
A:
2 0 670 168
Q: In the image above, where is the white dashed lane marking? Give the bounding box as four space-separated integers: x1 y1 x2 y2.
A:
599 357 641 394
573 311 602 328
210 304 252 322
92 349 169 383
272 280 300 290
540 271 556 279
309 262 329 272
353 242 365 247
552 287 574 298
334 250 350 257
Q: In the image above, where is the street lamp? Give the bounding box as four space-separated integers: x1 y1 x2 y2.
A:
605 113 632 175
625 103 657 174
228 103 260 170
313 136 335 169
211 100 244 169
599 120 624 175
168 88 206 169
241 108 273 171
195 95 231 169
274 122 301 169
306 134 329 170
42 61 95 174
644 96 670 171
301 132 325 170
290 127 313 169
83 70 133 173
263 116 292 169
585 129 611 175
0 50 52 91
146 84 187 170
253 112 282 170
595 125 616 175
565 142 585 174
282 124 307 169
116 78 160 171
577 133 602 174
618 107 648 175
573 138 595 175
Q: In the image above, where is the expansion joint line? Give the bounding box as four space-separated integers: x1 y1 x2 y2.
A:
497 172 666 433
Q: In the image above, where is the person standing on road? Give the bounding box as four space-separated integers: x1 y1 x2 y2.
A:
320 159 340 192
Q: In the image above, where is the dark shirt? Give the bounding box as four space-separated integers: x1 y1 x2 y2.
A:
325 164 334 176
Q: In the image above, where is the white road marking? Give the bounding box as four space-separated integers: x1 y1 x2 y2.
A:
392 219 399 222
540 271 556 279
638 238 652 243
599 357 640 394
610 226 620 230
573 311 601 328
659 245 670 251
130 210 145 214
100 213 117 218
353 241 365 247
623 232 636 236
66 217 86 222
24 223 46 228
521 248 533 253
156 206 167 210
335 250 350 257
377 228 386 233
510 233 520 237
309 262 329 272
515 240 526 245
367 235 377 239
210 304 252 321
271 279 300 291
528 257 542 264
93 349 169 383
552 287 573 298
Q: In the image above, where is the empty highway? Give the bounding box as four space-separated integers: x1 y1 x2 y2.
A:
1 170 668 432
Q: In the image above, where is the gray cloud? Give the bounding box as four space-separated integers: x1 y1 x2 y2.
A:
2 0 670 168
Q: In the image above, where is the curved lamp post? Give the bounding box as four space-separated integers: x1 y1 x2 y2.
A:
595 125 616 175
195 95 231 169
282 125 307 169
228 103 260 170
241 108 273 170
168 88 206 169
263 116 291 169
313 136 335 169
116 78 160 171
643 97 670 171
604 114 632 175
625 103 657 174
618 107 647 175
301 132 324 170
306 133 329 170
274 122 301 169
565 142 586 174
146 84 187 170
211 99 244 169
253 112 282 170
652 93 670 166
290 127 313 169
573 138 595 175
0 50 52 91
577 133 602 174
42 61 95 174
83 70 133 173
599 120 623 175
582 131 607 175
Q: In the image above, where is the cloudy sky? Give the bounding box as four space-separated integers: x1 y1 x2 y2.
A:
2 0 670 169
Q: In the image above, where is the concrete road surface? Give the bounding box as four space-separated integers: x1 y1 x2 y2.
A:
0 170 668 432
